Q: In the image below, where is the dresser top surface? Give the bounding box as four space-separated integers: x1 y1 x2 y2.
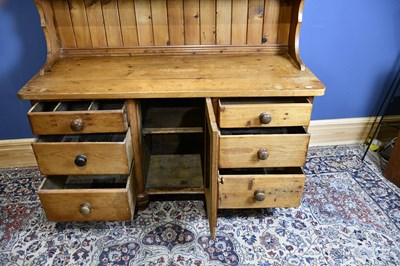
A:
19 54 325 100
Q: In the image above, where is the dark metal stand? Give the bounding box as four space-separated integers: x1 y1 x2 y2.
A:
362 66 400 160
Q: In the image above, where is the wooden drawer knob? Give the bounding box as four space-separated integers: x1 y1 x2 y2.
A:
259 112 272 124
257 148 269 160
79 203 92 215
70 118 84 131
74 154 87 167
254 189 266 201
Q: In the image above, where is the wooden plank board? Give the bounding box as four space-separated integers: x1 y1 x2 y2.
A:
263 0 280 44
167 0 185 45
61 45 288 57
216 0 232 45
184 0 200 44
43 0 297 50
84 0 107 47
118 0 139 46
38 57 289 79
134 0 154 46
247 0 264 44
126 100 148 208
200 0 216 45
142 106 204 134
102 0 123 47
277 0 292 44
146 154 203 189
142 127 203 135
231 0 248 45
205 98 219 237
151 0 169 46
68 0 92 47
51 0 76 47
35 0 61 59
19 54 325 100
142 106 204 128
288 0 305 70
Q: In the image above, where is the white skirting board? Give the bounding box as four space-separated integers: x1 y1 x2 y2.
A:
0 117 377 168
308 117 377 146
0 138 36 168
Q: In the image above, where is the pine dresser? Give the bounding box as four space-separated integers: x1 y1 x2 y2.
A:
18 0 325 237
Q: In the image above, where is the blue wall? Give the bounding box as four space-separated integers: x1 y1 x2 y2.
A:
301 0 400 119
0 0 399 139
0 0 46 139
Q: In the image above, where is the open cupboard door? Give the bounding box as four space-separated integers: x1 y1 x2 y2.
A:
205 98 219 237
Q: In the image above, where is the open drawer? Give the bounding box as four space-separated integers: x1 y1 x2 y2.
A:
28 100 128 134
38 171 136 221
218 97 312 128
219 127 310 168
32 129 133 175
218 168 305 209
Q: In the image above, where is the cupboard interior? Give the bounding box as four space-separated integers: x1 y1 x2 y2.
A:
141 99 205 195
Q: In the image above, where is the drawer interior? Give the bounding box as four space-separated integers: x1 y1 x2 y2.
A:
41 175 128 190
220 97 310 105
36 133 126 143
141 98 204 135
30 100 125 113
88 101 125 110
30 101 59 112
140 98 205 194
56 101 92 111
219 167 304 175
145 133 204 155
220 126 307 135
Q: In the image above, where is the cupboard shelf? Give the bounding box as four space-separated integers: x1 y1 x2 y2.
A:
142 106 204 135
145 154 204 194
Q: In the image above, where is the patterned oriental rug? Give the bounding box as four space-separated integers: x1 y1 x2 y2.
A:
0 145 399 265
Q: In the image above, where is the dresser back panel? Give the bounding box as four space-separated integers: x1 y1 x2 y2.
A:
45 0 293 48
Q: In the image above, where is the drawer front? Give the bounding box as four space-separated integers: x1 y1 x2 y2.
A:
219 131 310 168
218 98 312 128
38 172 135 221
218 170 305 209
32 129 133 175
28 100 128 135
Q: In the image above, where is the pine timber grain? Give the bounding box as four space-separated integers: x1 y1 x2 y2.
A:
219 133 310 168
218 173 305 209
32 129 133 175
19 54 325 100
218 98 312 128
38 170 135 221
205 98 219 238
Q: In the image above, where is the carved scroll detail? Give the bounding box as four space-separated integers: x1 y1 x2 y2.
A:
289 0 305 71
34 0 61 75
